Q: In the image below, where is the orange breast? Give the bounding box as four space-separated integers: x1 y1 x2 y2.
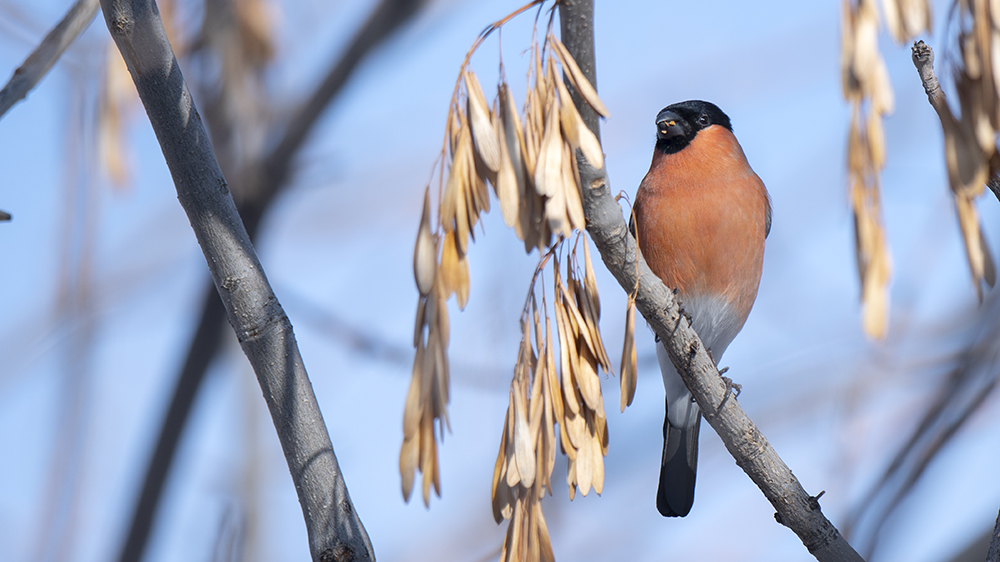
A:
633 125 769 328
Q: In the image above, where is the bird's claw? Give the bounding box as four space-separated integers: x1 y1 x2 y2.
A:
716 373 741 413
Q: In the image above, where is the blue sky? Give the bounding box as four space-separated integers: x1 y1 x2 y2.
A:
2 1 1000 561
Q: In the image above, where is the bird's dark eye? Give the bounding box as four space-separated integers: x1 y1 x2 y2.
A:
697 114 710 126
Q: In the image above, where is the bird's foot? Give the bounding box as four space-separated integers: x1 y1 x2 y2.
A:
716 371 741 413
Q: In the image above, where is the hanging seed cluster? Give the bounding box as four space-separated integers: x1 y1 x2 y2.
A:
441 33 608 258
492 236 612 562
402 188 450 506
881 0 931 41
403 8 611 511
492 296 557 562
843 0 1000 334
928 1 999 300
841 0 900 339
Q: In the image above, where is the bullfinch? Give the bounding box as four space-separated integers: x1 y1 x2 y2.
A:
631 100 771 517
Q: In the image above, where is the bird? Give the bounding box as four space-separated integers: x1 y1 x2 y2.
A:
631 100 771 517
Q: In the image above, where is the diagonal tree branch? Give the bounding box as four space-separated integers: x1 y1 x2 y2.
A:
0 0 100 119
843 298 1000 557
98 1 374 561
989 506 1000 562
116 1 424 561
242 0 425 224
558 1 863 560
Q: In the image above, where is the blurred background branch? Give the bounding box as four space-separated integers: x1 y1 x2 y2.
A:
834 36 1000 560
844 290 1000 558
97 0 375 559
0 0 98 118
116 1 424 561
3 0 1000 561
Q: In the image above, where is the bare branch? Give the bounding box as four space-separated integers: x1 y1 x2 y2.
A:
97 1 373 560
116 1 423 560
989 505 1000 562
0 0 100 119
558 1 863 560
844 293 1000 556
911 40 950 120
248 0 424 216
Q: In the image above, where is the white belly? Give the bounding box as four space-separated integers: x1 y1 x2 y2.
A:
656 293 744 428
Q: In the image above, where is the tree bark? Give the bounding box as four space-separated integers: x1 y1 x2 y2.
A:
988 505 1000 562
558 1 864 560
116 1 422 560
98 1 374 561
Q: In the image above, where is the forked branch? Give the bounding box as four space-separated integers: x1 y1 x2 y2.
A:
557 1 863 560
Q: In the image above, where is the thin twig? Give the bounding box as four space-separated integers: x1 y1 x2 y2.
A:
837 39 1000 556
255 0 424 210
0 0 100 119
911 40 954 125
97 1 374 560
557 1 863 560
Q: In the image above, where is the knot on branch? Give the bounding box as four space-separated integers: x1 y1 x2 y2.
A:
738 426 768 464
111 14 132 35
221 276 240 292
687 338 699 359
318 544 354 562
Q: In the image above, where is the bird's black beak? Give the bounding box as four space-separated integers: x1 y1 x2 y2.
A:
656 111 685 141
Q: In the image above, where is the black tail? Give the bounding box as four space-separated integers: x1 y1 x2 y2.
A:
656 399 700 517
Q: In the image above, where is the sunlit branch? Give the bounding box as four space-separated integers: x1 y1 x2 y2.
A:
97 1 374 561
116 1 423 560
557 1 864 560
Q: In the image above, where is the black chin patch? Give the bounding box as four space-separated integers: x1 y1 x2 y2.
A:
655 135 694 154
